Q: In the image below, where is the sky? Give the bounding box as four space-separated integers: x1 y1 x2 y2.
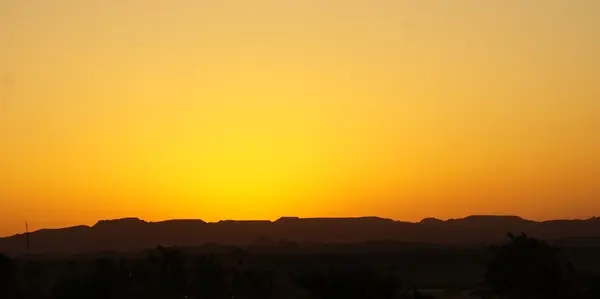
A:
1 0 599 236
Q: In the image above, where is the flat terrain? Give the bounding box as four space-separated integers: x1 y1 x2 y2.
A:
16 242 600 290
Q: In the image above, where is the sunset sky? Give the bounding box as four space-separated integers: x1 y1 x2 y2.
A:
1 0 599 236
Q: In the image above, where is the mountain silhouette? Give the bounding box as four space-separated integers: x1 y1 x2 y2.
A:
1 215 599 255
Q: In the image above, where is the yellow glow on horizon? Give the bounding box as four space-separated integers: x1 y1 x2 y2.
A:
1 0 599 236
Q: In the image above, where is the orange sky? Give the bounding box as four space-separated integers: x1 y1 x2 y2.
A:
1 0 599 236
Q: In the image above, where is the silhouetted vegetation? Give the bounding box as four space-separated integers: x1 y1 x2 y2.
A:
481 233 600 299
1 234 600 299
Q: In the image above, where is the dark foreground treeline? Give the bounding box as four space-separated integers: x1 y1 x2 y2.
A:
1 234 600 299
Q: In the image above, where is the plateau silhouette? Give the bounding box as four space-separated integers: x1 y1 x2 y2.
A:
2 215 600 255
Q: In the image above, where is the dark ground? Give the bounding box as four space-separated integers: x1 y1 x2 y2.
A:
4 241 600 299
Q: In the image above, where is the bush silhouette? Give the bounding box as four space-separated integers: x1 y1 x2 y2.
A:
484 233 575 299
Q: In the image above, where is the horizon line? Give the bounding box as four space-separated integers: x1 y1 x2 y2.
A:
5 214 599 238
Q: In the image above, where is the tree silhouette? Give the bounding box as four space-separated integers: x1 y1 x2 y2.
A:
484 233 575 299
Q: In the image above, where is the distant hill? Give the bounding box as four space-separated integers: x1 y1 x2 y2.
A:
1 215 599 255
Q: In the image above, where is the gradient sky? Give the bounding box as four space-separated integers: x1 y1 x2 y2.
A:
1 0 599 236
